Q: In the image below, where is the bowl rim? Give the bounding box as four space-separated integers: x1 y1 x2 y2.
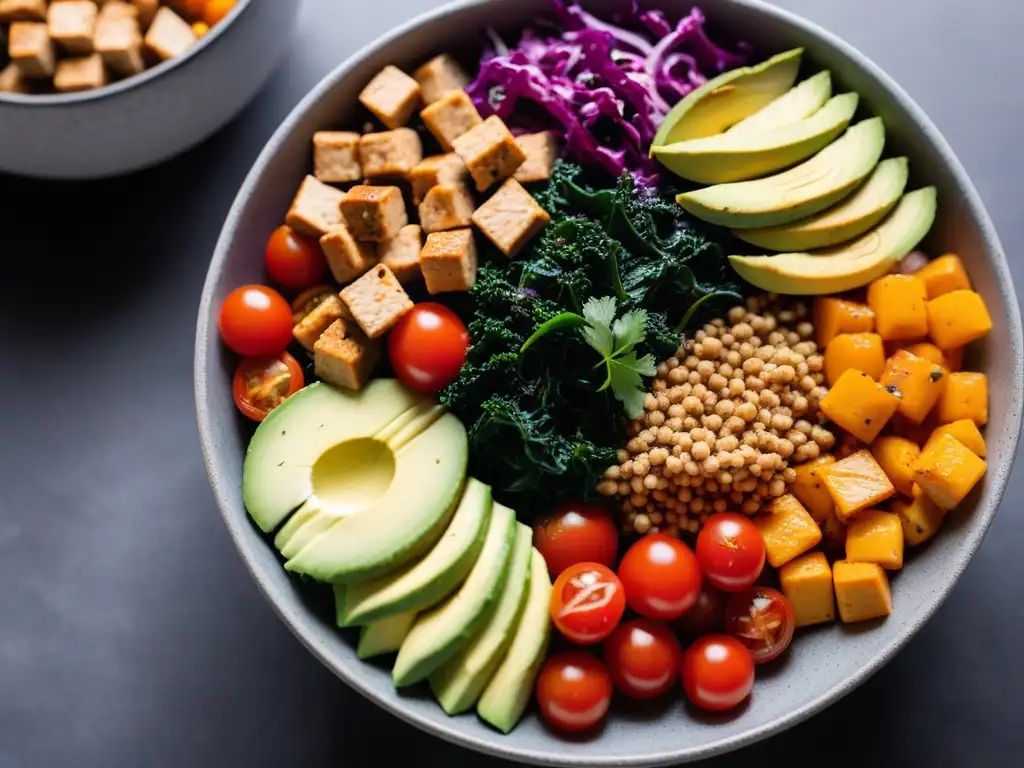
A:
194 0 1024 764
0 0 252 107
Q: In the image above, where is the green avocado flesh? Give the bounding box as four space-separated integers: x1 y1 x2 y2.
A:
355 611 418 660
477 548 553 734
676 117 886 229
652 48 803 146
429 522 534 715
392 503 516 688
727 70 832 136
733 156 909 251
652 91 859 184
728 186 938 294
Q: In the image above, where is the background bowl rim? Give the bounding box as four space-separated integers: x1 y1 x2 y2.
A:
193 0 1024 764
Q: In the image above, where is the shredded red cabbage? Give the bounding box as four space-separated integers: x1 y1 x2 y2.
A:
466 1 749 189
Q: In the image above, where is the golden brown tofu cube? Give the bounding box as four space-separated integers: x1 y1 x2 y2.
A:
0 0 46 22
9 22 55 78
98 2 139 23
379 224 423 285
292 294 346 353
420 229 477 295
340 264 413 339
319 225 378 284
419 183 475 233
420 90 483 152
143 6 195 61
452 115 526 191
339 185 408 243
833 561 892 623
913 433 987 510
407 153 465 204
414 53 470 104
53 53 108 91
94 11 143 76
471 178 551 257
314 319 381 391
779 552 835 628
285 175 345 239
845 509 904 570
0 62 28 93
513 131 558 183
359 65 421 129
359 128 423 178
753 494 823 568
48 1 97 54
313 131 362 184
131 0 159 29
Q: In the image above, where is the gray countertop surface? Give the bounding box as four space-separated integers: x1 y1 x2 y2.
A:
1 0 1022 765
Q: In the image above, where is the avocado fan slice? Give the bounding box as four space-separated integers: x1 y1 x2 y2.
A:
727 70 832 136
355 610 418 660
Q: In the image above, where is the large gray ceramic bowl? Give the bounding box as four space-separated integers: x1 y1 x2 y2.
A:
0 0 298 179
195 0 1024 764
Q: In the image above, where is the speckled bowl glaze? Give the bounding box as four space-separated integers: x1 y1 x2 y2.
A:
194 1 1023 764
0 0 298 179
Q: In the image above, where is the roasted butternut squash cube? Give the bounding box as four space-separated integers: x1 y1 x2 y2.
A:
893 485 946 546
821 450 895 522
790 455 837 523
825 333 885 385
935 372 988 425
902 341 958 370
926 290 993 350
779 552 835 628
888 412 935 447
845 509 904 570
820 369 901 443
913 433 987 510
867 275 929 341
753 494 822 568
879 350 947 424
924 419 987 458
871 435 920 497
821 508 848 554
814 297 875 348
914 253 971 298
943 346 964 372
833 561 892 623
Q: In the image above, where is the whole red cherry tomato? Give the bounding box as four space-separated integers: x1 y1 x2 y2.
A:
264 225 327 292
725 586 795 664
603 618 682 699
232 352 304 421
218 285 294 356
681 634 755 712
696 513 766 592
617 534 702 621
387 303 469 393
535 651 613 733
676 583 729 639
549 562 626 645
534 501 618 577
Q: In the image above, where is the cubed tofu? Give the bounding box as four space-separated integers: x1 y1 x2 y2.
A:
53 53 108 91
407 153 465 204
819 369 901 443
312 131 362 184
0 62 28 92
359 128 423 178
472 178 550 257
867 274 929 341
913 432 987 510
94 11 143 75
143 6 195 61
131 0 159 29
0 0 46 22
292 293 346 352
924 419 987 458
452 115 526 192
833 561 892 623
97 2 139 23
879 349 947 424
821 450 895 522
893 485 946 546
9 22 55 78
753 494 822 568
824 332 885 385
926 290 993 350
813 297 875 348
419 183 475 233
914 253 971 298
359 65 421 129
48 1 97 54
778 552 835 628
285 175 345 239
339 185 408 243
513 131 558 183
871 435 920 497
935 371 988 425
413 53 470 104
378 224 423 285
790 455 837 523
314 319 381 391
339 264 413 338
420 90 483 152
845 509 904 570
420 228 477 294
319 224 378 284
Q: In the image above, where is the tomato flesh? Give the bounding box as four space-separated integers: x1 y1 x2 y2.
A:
265 225 327 292
603 618 682 699
681 634 755 712
534 501 618 577
387 303 469 393
232 352 304 421
696 513 767 592
725 586 795 664
676 583 729 639
218 285 294 357
617 534 702 621
550 562 626 645
536 651 613 733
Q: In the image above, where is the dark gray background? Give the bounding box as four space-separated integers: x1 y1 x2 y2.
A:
1 0 1021 765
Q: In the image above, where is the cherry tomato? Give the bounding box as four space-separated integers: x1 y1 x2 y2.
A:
534 501 618 577
290 284 338 324
603 619 682 699
681 634 755 712
387 303 469 393
218 285 293 356
696 513 767 592
536 651 613 733
725 586 795 664
617 534 702 621
203 0 237 25
264 225 327 292
550 562 626 645
232 352 304 421
676 583 729 639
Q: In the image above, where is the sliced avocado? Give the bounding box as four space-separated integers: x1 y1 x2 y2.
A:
276 499 336 559
727 70 832 136
356 611 418 660
429 522 533 715
273 497 323 553
652 48 803 146
477 548 553 734
676 117 885 229
728 186 938 294
734 156 909 251
652 91 859 184
339 479 493 627
392 503 516 688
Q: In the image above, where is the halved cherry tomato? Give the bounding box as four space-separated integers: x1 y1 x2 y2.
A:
550 562 626 645
534 501 618 577
232 352 304 421
218 285 293 356
725 586 795 664
696 513 767 592
676 583 729 639
603 618 682 699
617 534 702 621
536 651 613 733
265 225 327 292
388 303 469 393
291 284 338 324
681 634 755 712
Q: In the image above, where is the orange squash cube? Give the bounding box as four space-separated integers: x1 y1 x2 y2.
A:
926 290 993 350
814 297 874 348
924 419 987 458
821 508 848 554
825 333 885 385
753 494 823 568
935 372 988 425
871 435 920 497
833 561 893 623
914 253 971 298
893 485 946 546
779 552 835 628
901 342 947 367
845 509 904 570
790 456 837 523
867 275 929 341
879 350 948 424
943 346 964 372
887 412 935 447
821 450 895 522
820 369 901 443
913 433 987 510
